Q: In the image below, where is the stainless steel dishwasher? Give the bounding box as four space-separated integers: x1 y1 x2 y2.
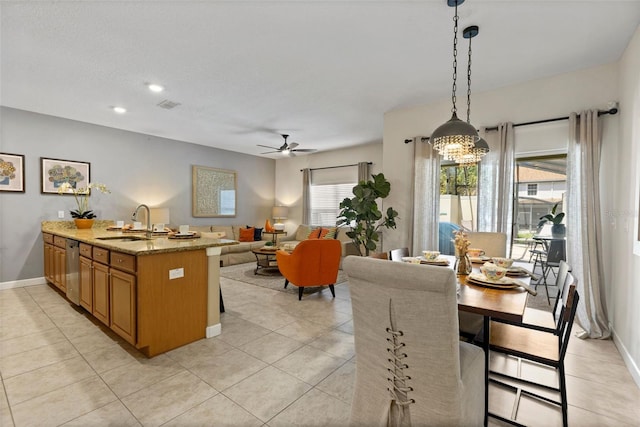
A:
66 239 80 305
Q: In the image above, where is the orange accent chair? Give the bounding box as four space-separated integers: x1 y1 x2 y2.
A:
276 239 341 300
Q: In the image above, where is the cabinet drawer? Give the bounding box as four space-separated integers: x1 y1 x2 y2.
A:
79 243 93 258
93 247 110 264
43 233 54 244
54 236 66 248
111 251 136 273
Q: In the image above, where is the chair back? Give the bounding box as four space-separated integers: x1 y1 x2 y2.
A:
388 247 410 261
343 256 483 426
555 274 579 363
277 239 341 287
550 260 571 319
466 232 507 257
546 239 566 264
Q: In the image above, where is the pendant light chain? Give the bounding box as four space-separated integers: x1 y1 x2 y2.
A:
466 31 472 123
451 1 459 114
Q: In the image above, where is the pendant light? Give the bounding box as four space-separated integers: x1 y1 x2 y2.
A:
456 24 489 164
430 0 479 161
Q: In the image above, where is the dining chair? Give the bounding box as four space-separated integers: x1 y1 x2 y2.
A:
466 232 507 257
344 256 485 426
487 273 579 427
388 247 410 261
522 260 570 328
536 239 566 303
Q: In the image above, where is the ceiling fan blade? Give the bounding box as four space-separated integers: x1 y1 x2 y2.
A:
257 144 280 150
288 142 299 150
291 148 317 153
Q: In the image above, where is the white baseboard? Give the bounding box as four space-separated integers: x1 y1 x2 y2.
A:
612 327 640 389
0 276 47 291
206 323 221 338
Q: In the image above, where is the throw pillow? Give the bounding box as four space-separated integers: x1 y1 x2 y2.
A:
322 227 338 239
239 227 255 242
247 225 263 241
306 227 322 239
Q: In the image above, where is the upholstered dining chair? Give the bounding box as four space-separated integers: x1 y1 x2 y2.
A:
276 239 341 300
343 256 485 426
466 232 508 257
388 247 410 261
487 273 579 427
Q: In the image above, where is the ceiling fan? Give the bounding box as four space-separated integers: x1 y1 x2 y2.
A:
258 134 317 156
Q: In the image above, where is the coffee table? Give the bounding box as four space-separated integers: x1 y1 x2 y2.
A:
252 248 280 275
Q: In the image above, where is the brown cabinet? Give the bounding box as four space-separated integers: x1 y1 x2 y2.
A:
79 256 93 312
110 268 136 345
44 234 67 292
92 261 110 326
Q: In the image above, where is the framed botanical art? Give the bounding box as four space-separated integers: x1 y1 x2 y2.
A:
0 153 25 193
41 157 91 194
192 165 237 217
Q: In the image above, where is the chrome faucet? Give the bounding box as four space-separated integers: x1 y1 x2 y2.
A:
132 204 152 238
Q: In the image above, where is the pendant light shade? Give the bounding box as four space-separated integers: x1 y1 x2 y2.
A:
456 137 489 164
430 0 479 158
431 112 479 160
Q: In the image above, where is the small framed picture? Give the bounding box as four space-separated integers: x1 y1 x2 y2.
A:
41 157 91 194
0 153 25 193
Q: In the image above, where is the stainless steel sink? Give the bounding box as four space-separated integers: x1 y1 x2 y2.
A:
96 236 150 242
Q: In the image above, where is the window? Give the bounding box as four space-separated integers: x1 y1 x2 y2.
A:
309 165 359 227
527 183 538 196
310 183 355 226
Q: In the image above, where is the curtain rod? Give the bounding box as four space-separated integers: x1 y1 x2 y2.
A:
483 104 619 132
404 103 619 143
300 162 372 172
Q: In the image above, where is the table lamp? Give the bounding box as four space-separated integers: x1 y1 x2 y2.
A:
272 206 288 231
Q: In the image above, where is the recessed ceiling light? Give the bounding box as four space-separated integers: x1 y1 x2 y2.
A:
112 106 127 114
147 83 164 93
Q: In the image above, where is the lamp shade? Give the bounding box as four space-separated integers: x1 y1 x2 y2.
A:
430 112 479 160
272 206 288 220
456 137 490 164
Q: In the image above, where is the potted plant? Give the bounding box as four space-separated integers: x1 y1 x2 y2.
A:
538 203 565 238
337 173 398 256
58 182 110 228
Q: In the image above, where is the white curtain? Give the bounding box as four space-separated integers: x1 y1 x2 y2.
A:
411 139 440 256
477 123 515 256
301 168 311 225
358 161 369 182
567 111 610 339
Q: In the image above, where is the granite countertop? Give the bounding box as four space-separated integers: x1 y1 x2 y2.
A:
41 221 238 255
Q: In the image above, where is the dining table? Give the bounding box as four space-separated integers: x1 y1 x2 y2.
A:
437 254 534 426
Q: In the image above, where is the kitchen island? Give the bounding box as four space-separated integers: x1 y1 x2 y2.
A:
41 221 238 357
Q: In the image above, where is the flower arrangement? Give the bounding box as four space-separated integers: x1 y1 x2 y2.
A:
57 182 110 219
453 229 470 256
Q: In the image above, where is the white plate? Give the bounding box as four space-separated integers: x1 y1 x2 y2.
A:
417 256 450 265
468 272 515 286
175 232 195 237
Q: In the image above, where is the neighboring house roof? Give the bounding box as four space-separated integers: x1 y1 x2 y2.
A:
517 166 565 183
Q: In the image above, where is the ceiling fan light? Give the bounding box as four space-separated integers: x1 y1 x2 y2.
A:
430 112 479 154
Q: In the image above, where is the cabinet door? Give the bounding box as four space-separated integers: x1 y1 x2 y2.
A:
44 243 53 283
92 262 110 326
79 256 93 312
110 269 136 345
53 247 67 292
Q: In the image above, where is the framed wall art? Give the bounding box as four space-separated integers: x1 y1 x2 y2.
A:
192 165 237 217
41 157 91 194
0 153 25 193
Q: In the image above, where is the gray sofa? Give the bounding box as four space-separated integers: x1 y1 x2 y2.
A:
189 224 358 267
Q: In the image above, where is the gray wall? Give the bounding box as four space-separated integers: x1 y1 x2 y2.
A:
0 107 275 282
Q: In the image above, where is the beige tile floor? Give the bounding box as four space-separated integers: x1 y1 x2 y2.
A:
1 268 638 426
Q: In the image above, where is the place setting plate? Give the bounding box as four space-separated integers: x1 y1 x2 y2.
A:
470 256 491 264
168 232 199 239
417 256 450 266
467 273 520 289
